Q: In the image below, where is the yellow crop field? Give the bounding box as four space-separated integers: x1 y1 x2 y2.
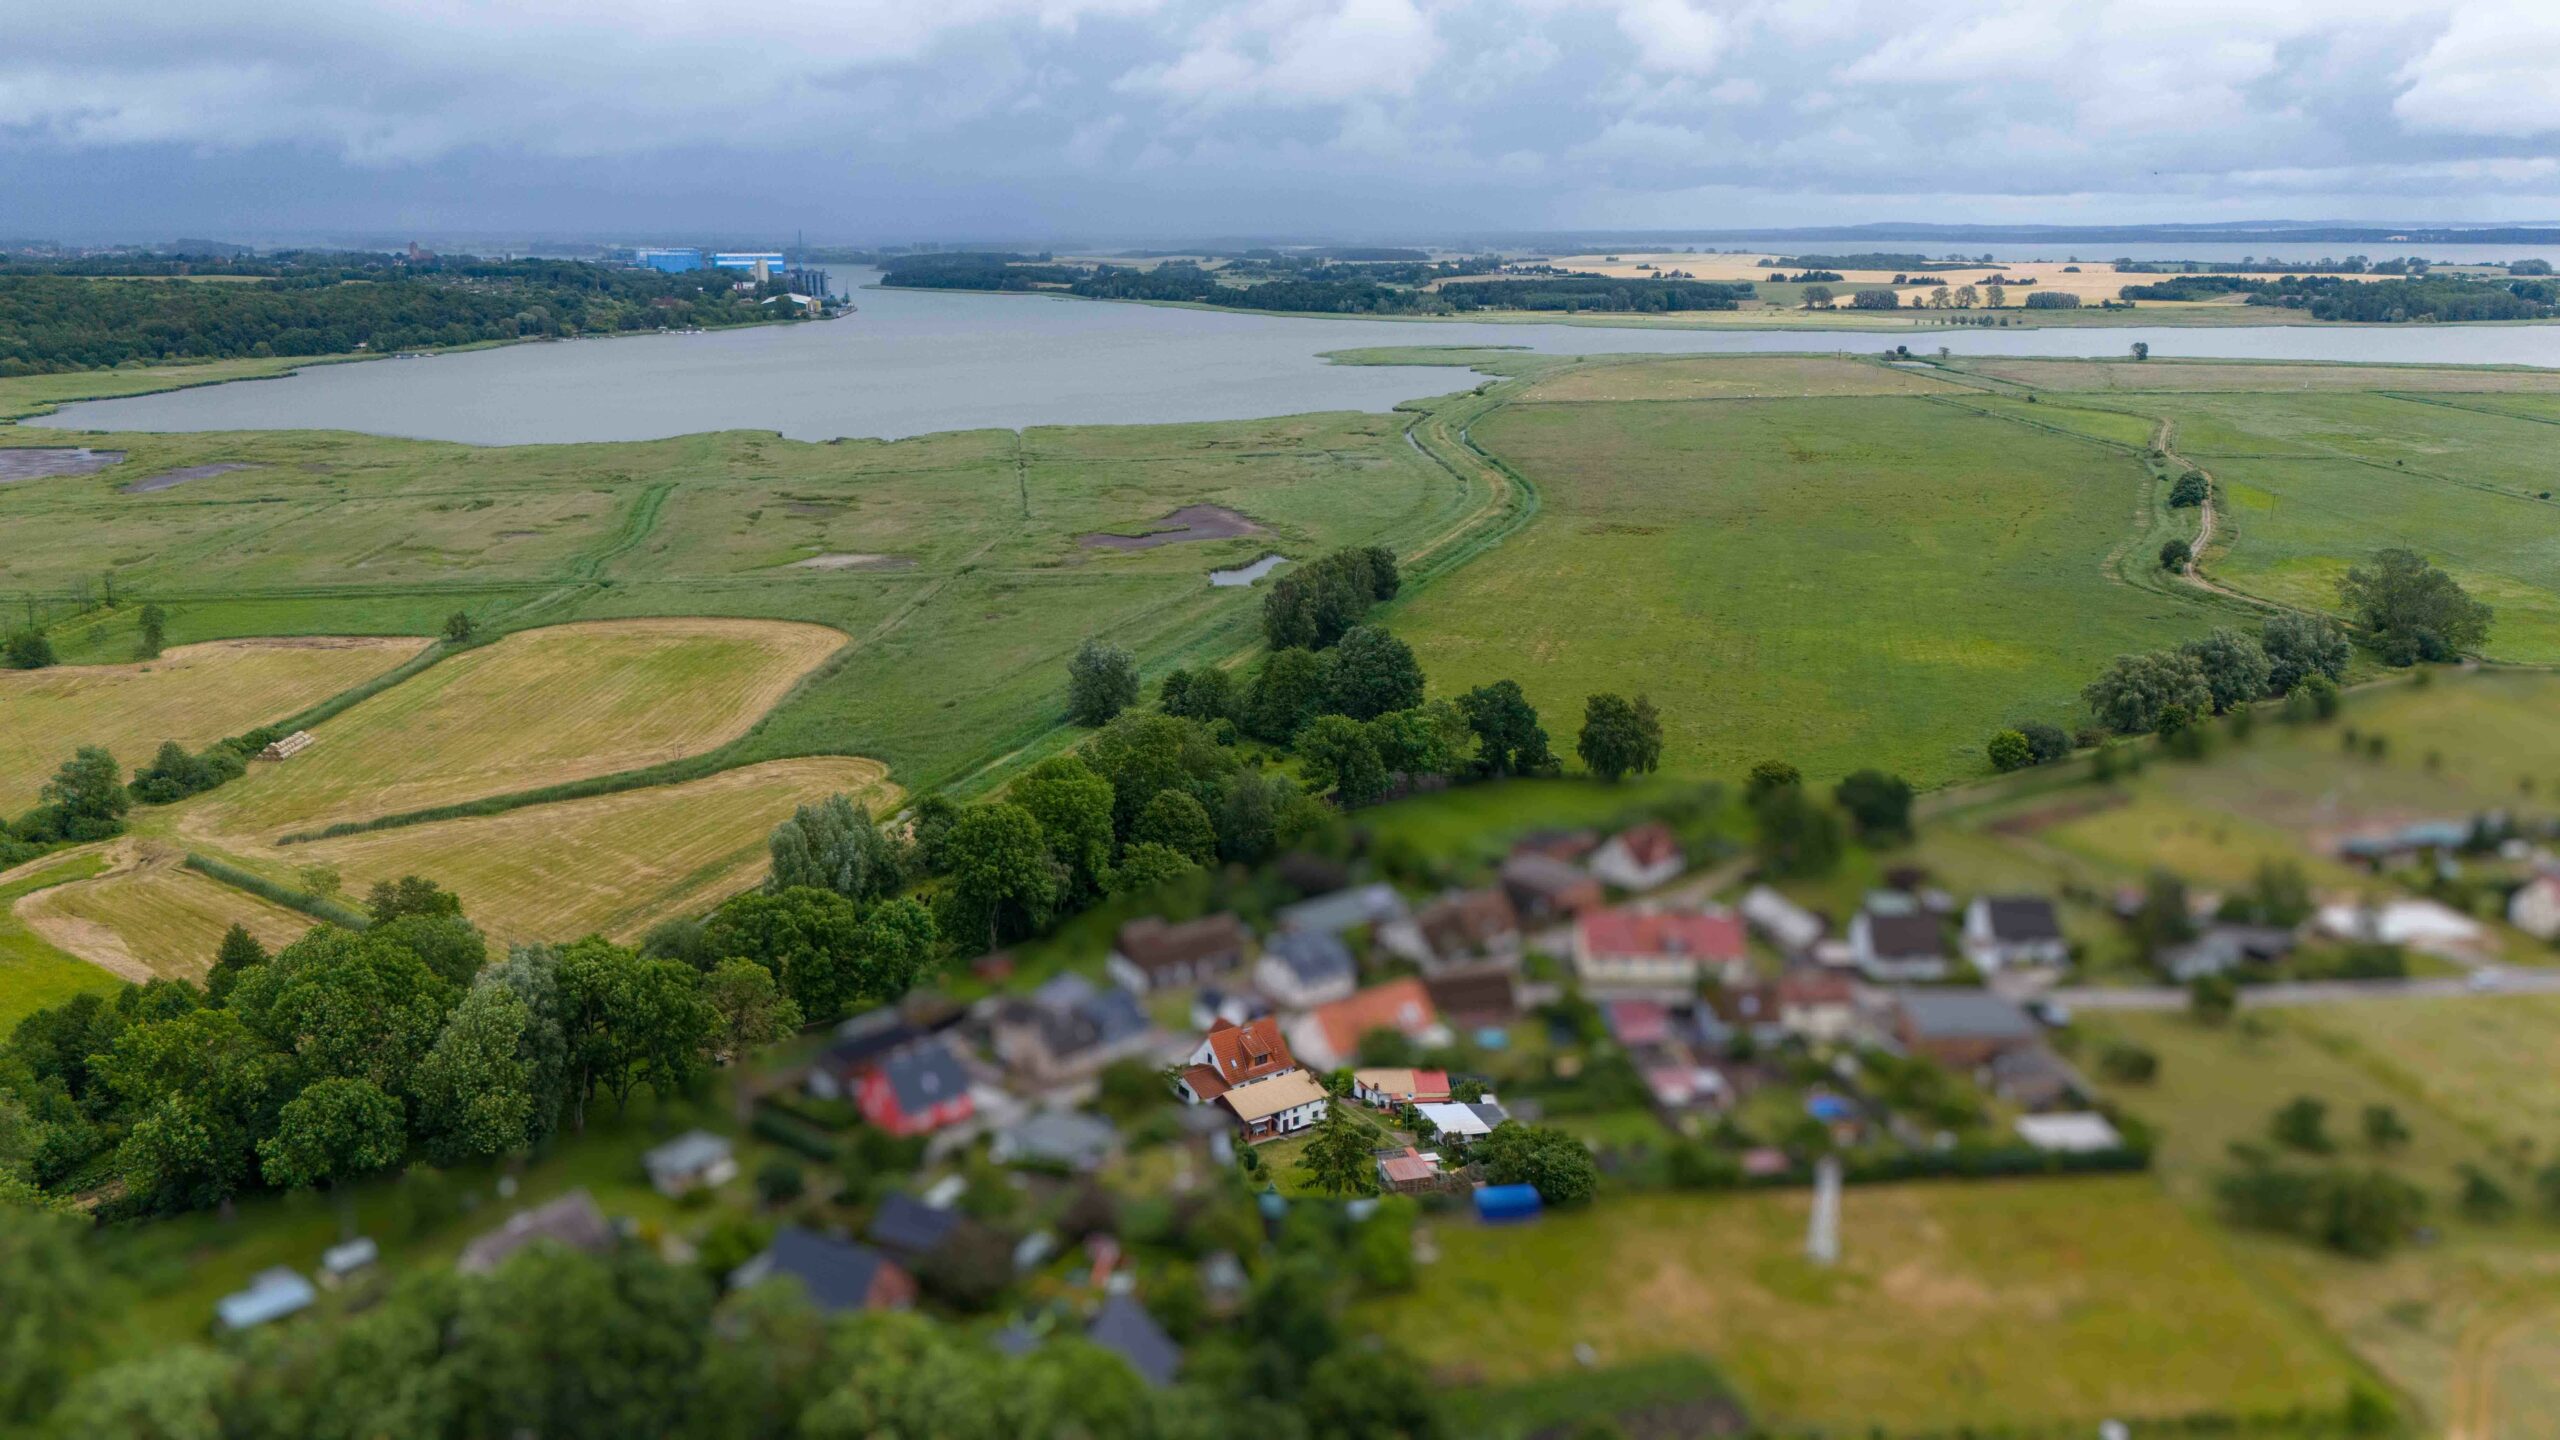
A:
0 636 425 815
16 847 316 982
265 756 895 945
188 618 845 837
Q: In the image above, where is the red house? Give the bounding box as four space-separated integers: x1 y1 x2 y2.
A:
854 1038 977 1137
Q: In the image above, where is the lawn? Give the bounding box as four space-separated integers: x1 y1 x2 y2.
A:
0 636 425 814
185 618 844 835
1361 1180 2363 1432
0 855 124 1030
1353 775 1694 859
17 847 317 982
237 756 896 946
1392 390 2219 782
1950 359 2560 395
2284 996 2560 1155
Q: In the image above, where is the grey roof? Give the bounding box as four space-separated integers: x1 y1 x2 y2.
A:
1015 975 1153 1058
1895 988 2038 1041
1087 1294 1182 1387
749 1227 900 1314
1979 897 2063 943
819 1009 922 1075
642 1129 731 1181
1278 883 1410 935
1862 911 1945 958
1262 929 1356 988
867 1193 962 1256
997 1109 1121 1169
880 1040 971 1115
216 1267 315 1330
458 1189 613 1274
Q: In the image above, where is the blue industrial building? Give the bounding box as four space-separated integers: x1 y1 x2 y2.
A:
633 247 703 273
712 251 786 273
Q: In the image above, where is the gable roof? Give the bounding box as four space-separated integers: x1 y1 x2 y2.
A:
866 1192 962 1256
1895 988 2037 1041
751 1227 903 1314
1008 974 1152 1058
1777 967 1857 1006
1262 929 1356 988
1219 1069 1328 1123
1113 913 1250 974
1607 822 1682 868
815 1008 923 1077
1307 979 1439 1059
1603 998 1673 1047
1416 888 1520 955
1199 1015 1295 1085
1277 883 1409 935
1088 1294 1182 1387
876 1039 971 1116
996 1109 1120 1168
1500 850 1596 899
1578 906 1747 962
1978 896 2063 943
459 1189 613 1274
1860 910 1945 958
1424 965 1518 1024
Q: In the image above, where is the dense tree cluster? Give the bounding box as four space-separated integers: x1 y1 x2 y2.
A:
1261 546 1400 650
880 254 1751 315
0 256 803 375
2120 272 2558 322
2077 614 2352 741
2337 548 2492 664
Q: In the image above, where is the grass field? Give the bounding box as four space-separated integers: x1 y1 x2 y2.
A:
185 619 843 835
0 355 337 422
1391 371 2217 781
246 756 896 944
0 636 425 814
1951 358 2560 394
1516 354 1964 402
2286 996 2560 1154
2079 1009 2560 1439
1362 1180 2362 1432
17 846 317 982
0 855 124 1030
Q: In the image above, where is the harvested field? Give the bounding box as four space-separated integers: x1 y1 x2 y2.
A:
1361 1181 2357 1432
18 847 316 983
1079 503 1264 549
120 462 258 494
1955 359 2560 394
0 446 124 481
0 635 427 815
0 856 125 1030
188 618 846 836
1520 355 1964 403
272 756 895 945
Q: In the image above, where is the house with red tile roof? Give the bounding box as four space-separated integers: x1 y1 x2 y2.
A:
1349 1067 1452 1107
1289 978 1447 1069
1174 1015 1297 1104
1589 822 1685 892
1572 905 1749 992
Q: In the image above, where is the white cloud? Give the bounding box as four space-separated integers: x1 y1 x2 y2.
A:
2395 2 2560 136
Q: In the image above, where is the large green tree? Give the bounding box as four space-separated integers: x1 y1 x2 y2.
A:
2260 612 2350 694
557 938 713 1125
941 804 1060 949
1131 789 1219 864
1477 1124 1599 1205
34 745 130 841
2339 547 2492 664
1297 1100 1380 1197
257 1077 405 1189
1245 648 1330 744
1456 680 1553 777
1319 625 1425 721
412 981 538 1165
1010 755 1117 896
1575 692 1663 782
2180 628 2272 713
226 927 457 1099
1296 715 1389 805
0 1206 96 1426
2082 650 2214 734
702 960 803 1065
1065 638 1140 726
767 794 903 901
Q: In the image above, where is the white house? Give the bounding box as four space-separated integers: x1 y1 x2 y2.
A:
1961 896 2070 973
1588 823 1684 892
1218 1071 1330 1140
2510 873 2560 940
1847 909 1948 982
1741 885 1826 957
1254 930 1359 1011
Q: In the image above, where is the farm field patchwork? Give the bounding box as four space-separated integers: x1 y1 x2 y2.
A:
241 755 896 945
1391 382 2214 781
185 618 845 835
16 846 318 982
0 635 426 814
1364 1180 2361 1432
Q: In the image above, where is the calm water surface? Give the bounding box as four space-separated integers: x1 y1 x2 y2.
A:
36 269 2560 445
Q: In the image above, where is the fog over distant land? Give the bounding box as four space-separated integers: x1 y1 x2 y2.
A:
5 0 2560 243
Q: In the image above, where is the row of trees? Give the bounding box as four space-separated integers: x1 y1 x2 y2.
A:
1 881 812 1216
2075 610 2361 747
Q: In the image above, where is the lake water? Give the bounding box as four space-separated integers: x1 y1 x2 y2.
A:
34 268 2560 445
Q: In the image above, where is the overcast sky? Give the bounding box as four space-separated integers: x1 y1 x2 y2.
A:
5 0 2559 244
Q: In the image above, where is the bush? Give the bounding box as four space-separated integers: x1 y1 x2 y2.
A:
2168 470 2210 508
2013 721 2072 764
2023 291 2080 309
1985 729 2033 772
2097 1042 2158 1083
3 630 57 670
2159 537 2191 570
754 1157 806 1204
749 1108 842 1162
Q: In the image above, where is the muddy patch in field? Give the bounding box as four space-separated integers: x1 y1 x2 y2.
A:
790 552 915 571
0 447 125 482
1080 503 1263 550
121 462 258 493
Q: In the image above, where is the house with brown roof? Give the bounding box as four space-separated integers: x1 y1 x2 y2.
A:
1776 968 1861 1044
1424 964 1520 1030
1217 1069 1330 1141
1107 913 1252 993
1572 905 1749 992
1499 852 1603 922
1407 887 1524 973
1589 822 1685 892
1376 1146 1447 1194
1290 978 1447 1069
1174 1015 1297 1104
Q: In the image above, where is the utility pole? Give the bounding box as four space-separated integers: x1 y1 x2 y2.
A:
1806 1154 1842 1266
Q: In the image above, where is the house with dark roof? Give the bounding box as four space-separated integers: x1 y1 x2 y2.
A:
1572 906 1748 991
1700 982 1791 1050
1408 887 1523 972
867 1192 963 1259
1848 909 1950 982
854 1036 977 1138
1982 1044 2083 1111
1088 1294 1182 1387
458 1189 615 1275
1892 989 2041 1068
1499 851 1603 922
991 1109 1121 1171
989 973 1160 1084
732 1227 916 1314
1424 964 1520 1029
1962 896 2070 973
1107 913 1252 993
807 1008 926 1101
1255 929 1359 1010
1276 883 1411 937
1589 822 1685 892
1175 1015 1297 1103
